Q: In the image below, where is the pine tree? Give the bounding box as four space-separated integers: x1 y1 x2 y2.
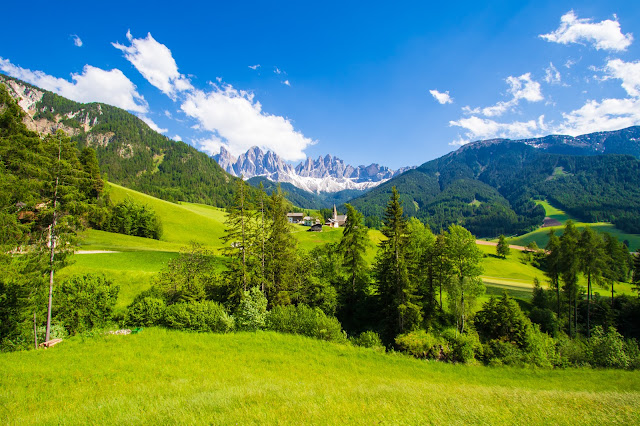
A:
339 204 370 296
632 249 640 296
559 221 580 337
222 179 255 299
578 227 606 337
374 187 421 339
265 185 297 306
496 235 510 258
545 230 562 320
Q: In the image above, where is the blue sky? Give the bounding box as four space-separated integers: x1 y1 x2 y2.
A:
1 1 639 169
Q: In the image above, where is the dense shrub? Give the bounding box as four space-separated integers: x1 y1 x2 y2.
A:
234 287 268 331
588 326 630 369
474 294 530 348
54 274 119 334
164 301 234 333
556 334 589 367
125 297 166 327
529 307 559 337
395 330 445 360
351 331 385 351
441 328 482 363
266 304 347 343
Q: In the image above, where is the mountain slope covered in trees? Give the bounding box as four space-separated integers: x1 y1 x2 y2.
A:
350 133 640 237
0 74 245 207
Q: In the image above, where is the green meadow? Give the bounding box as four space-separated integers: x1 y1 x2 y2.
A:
65 188 634 310
1 328 639 425
507 200 640 251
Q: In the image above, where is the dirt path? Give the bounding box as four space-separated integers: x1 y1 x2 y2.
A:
475 240 527 251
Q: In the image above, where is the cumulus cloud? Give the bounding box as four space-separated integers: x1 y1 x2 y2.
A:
72 35 83 47
556 97 640 136
540 10 633 51
248 64 260 70
0 57 148 113
429 89 453 104
113 31 192 99
173 134 182 141
605 59 640 97
544 62 562 84
138 114 168 133
468 73 543 117
449 115 541 145
282 80 291 87
180 84 315 161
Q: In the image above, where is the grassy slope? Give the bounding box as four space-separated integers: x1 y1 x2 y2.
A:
1 329 639 425
508 200 640 251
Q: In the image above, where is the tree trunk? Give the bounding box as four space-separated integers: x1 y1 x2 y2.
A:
587 272 591 338
33 313 38 350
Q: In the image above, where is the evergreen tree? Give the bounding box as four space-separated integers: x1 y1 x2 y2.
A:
601 233 630 305
406 218 438 325
339 204 370 296
444 224 484 333
375 187 421 339
496 235 510 258
545 230 562 320
578 227 606 337
265 185 297 306
222 179 255 297
559 220 580 337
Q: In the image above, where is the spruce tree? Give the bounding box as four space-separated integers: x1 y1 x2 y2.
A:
545 230 562 320
496 235 510 258
559 220 580 336
374 187 421 339
339 204 370 296
578 227 605 337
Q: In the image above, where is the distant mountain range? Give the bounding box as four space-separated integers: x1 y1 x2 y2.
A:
213 146 414 193
351 127 640 237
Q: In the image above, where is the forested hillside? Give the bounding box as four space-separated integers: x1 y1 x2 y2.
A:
0 74 246 207
351 137 640 236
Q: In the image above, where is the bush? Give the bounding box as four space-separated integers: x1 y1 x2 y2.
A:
441 328 481 363
351 331 385 351
266 304 346 343
588 326 629 369
164 301 234 333
54 274 119 335
125 297 166 327
556 334 589 367
523 324 559 368
529 307 559 336
235 287 268 331
395 330 447 360
483 340 525 366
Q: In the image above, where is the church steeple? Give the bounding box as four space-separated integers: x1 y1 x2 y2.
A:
333 204 337 221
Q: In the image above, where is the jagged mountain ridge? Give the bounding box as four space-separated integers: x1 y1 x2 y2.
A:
213 146 413 193
0 73 246 207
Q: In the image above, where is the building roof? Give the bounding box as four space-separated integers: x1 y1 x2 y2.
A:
286 212 304 217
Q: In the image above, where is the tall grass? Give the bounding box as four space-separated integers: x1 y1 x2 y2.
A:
1 329 638 424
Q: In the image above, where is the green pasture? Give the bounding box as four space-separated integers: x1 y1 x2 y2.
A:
1 329 638 425
507 200 640 251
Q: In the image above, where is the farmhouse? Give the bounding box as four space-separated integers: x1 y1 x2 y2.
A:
286 212 304 224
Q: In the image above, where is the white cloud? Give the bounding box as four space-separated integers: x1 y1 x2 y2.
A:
248 64 260 70
274 67 282 75
556 97 640 136
173 135 182 141
72 35 83 47
164 110 172 118
282 80 291 87
138 114 168 133
540 10 633 51
429 89 453 104
180 84 315 161
449 115 541 145
0 57 148 113
605 59 640 98
113 31 192 99
470 73 543 117
544 62 562 84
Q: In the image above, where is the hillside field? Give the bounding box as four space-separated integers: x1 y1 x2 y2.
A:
507 201 640 251
1 329 639 424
